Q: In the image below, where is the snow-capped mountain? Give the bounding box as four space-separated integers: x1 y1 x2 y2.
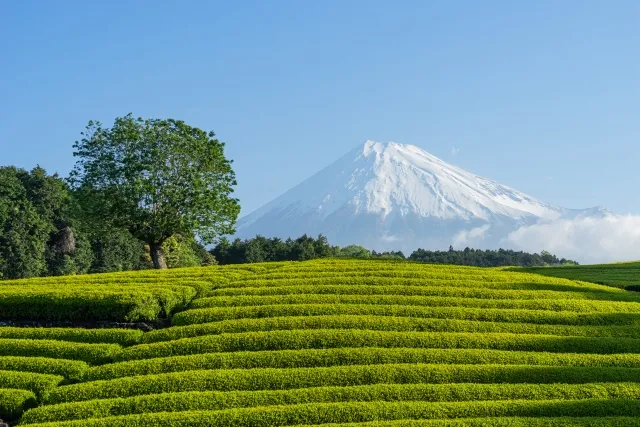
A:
236 141 613 252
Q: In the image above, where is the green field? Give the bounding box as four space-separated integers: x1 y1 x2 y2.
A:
2 259 640 426
515 262 640 290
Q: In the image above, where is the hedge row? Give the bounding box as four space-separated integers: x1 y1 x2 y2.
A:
0 289 161 322
119 329 640 361
0 370 62 399
0 357 87 380
217 276 610 294
0 339 121 365
84 347 640 381
146 315 640 343
190 294 640 314
209 284 640 303
21 382 640 424
44 364 640 404
0 327 142 345
0 388 37 421
287 418 640 427
25 399 640 427
171 304 640 326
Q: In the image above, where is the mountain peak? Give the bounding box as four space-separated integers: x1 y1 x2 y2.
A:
236 141 608 251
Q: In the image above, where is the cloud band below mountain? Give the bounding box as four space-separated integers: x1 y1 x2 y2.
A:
506 215 640 264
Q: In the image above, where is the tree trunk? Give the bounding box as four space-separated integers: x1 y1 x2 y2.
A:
150 243 168 269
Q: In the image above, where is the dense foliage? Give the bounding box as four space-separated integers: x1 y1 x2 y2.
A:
410 247 578 267
1 260 639 424
0 167 219 279
69 114 240 269
211 235 576 267
517 262 640 290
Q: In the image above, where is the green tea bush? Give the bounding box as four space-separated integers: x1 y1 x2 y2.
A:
22 399 640 427
209 283 640 303
172 304 640 326
0 328 142 346
84 347 640 381
144 315 640 343
215 275 613 294
0 388 37 421
189 293 640 313
0 370 62 399
20 382 640 424
0 288 161 322
119 329 640 361
0 339 121 365
0 357 87 380
45 364 640 404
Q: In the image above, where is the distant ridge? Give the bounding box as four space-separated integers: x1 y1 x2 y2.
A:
236 141 613 252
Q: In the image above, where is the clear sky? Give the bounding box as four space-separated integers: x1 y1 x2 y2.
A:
2 0 639 216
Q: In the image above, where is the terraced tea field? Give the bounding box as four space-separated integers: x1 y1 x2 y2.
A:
518 262 640 290
2 259 640 426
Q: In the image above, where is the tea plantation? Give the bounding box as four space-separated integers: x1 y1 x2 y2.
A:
2 259 640 426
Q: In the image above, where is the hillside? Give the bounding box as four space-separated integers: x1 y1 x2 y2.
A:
236 141 612 252
2 260 640 425
516 262 640 290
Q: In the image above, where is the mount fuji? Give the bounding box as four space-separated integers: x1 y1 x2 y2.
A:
236 141 612 252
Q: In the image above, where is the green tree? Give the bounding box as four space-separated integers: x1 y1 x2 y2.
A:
338 245 372 259
0 167 50 278
69 114 241 269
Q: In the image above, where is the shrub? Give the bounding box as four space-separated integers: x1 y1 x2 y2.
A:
208 283 640 303
0 370 62 400
120 329 640 361
190 294 640 313
20 382 640 424
144 315 640 343
84 347 640 381
0 328 142 346
0 357 87 380
0 340 121 365
45 364 640 404
171 304 640 326
0 388 37 421
0 288 161 322
21 400 640 427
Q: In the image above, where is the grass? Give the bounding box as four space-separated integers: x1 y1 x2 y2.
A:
3 258 640 425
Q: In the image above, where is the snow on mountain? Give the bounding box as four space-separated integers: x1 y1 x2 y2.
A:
236 141 612 252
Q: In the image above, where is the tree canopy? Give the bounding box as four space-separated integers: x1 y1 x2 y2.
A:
69 114 240 268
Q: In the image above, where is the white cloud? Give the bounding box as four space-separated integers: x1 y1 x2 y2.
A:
506 215 640 264
453 224 491 248
451 146 460 156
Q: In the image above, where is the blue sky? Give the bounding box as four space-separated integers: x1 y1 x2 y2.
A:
1 0 639 215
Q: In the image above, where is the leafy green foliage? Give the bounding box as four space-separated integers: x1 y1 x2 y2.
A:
6 259 640 425
516 262 640 290
0 328 141 346
409 247 578 267
0 370 62 400
0 288 161 322
0 340 121 365
210 236 577 267
69 114 240 268
0 357 87 380
0 388 37 421
83 347 640 382
17 414 640 427
21 383 640 424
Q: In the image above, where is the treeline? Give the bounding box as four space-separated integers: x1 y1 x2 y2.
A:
409 246 578 267
211 235 577 267
0 166 214 279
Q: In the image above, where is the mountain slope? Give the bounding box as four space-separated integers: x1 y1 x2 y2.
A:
236 141 609 252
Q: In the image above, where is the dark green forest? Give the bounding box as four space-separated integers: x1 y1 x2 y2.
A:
211 235 577 267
